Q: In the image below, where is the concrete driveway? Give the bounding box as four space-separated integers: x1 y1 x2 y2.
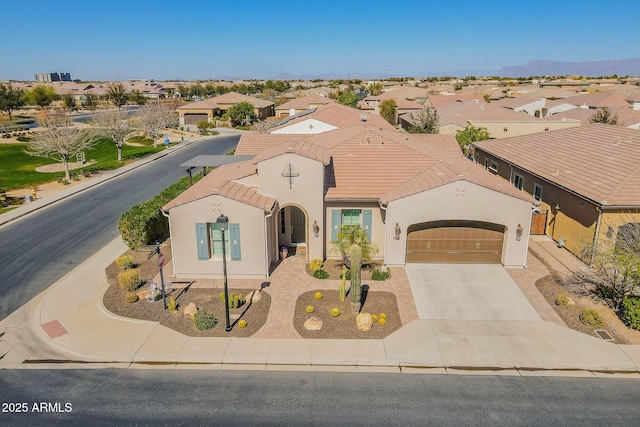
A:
405 264 542 322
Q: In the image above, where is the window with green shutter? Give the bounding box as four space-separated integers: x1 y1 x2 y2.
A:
209 224 230 257
342 209 360 226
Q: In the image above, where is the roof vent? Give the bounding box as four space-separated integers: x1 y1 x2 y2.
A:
360 114 367 122
614 136 621 145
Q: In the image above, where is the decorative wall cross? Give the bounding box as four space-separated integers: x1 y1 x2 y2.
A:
282 163 299 189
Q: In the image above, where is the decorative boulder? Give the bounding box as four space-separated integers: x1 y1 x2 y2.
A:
183 302 198 319
356 313 373 332
566 297 576 306
136 289 151 300
304 316 323 331
246 290 261 303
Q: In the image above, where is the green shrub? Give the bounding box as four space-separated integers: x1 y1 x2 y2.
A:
118 173 205 250
16 136 31 142
579 309 604 328
125 292 139 303
116 254 135 270
193 310 218 330
555 294 569 308
197 120 217 130
117 269 141 292
622 297 640 330
313 269 329 279
371 269 390 281
235 125 250 130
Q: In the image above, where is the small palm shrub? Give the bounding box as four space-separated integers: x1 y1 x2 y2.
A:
118 269 141 292
194 310 218 330
622 297 640 330
579 309 604 328
313 269 329 279
371 269 390 281
116 255 135 270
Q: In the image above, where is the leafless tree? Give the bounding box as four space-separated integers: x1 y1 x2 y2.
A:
135 103 178 146
91 108 137 161
565 217 640 312
25 116 96 181
251 119 276 134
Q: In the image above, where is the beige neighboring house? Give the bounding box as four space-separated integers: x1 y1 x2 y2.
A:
400 100 580 138
162 125 536 279
177 92 274 125
425 94 486 109
474 124 640 262
274 94 334 118
358 94 423 124
545 91 632 117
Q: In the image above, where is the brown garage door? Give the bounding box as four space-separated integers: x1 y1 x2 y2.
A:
407 221 504 263
184 114 209 125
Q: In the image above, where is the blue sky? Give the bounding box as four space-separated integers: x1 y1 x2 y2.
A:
2 0 639 81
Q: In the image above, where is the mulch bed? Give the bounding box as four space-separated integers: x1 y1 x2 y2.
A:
293 289 401 339
535 274 640 344
103 241 270 337
304 257 387 281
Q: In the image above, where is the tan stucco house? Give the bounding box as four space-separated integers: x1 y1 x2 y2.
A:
177 92 274 125
474 124 640 261
162 125 536 279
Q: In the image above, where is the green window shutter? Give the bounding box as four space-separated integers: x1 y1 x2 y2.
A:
363 210 372 242
331 209 341 242
230 223 241 261
195 223 209 260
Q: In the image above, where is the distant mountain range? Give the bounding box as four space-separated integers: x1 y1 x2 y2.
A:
496 58 640 77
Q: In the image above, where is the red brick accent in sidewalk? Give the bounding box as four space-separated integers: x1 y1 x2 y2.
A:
41 319 68 339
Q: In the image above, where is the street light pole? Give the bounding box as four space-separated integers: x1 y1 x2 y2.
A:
217 214 231 332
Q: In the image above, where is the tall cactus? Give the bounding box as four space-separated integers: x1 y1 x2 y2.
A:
350 244 362 307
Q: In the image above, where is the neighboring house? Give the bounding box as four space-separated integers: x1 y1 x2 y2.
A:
269 103 394 135
493 94 547 118
399 100 580 137
544 106 640 129
474 124 640 261
177 92 274 125
545 91 631 117
358 94 423 124
162 124 536 279
425 94 485 109
274 94 334 118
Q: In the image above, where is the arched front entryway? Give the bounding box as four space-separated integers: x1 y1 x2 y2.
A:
406 220 506 263
277 205 307 250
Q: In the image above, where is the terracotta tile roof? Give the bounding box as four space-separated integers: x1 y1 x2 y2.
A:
269 103 394 132
358 94 424 110
554 91 631 109
252 138 332 166
427 94 485 108
235 133 308 156
177 99 219 110
383 86 431 100
276 94 334 110
436 101 543 127
163 161 276 212
493 93 545 109
474 124 640 207
543 108 592 124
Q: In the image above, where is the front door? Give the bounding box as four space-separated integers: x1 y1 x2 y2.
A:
290 206 306 246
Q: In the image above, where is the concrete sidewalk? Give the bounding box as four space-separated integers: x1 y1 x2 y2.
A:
1 235 639 377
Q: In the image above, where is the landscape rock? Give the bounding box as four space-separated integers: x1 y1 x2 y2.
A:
566 297 576 305
183 302 198 319
136 289 151 300
356 312 373 332
246 290 261 303
304 316 323 331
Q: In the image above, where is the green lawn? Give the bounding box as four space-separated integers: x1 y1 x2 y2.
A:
0 139 165 191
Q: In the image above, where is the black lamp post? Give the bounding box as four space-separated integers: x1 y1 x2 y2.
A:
216 214 231 332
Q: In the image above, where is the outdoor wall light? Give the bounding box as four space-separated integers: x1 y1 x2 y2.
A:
516 223 523 241
394 223 401 240
313 220 320 237
554 204 561 212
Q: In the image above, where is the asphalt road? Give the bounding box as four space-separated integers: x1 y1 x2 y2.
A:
1 370 638 426
0 134 240 320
